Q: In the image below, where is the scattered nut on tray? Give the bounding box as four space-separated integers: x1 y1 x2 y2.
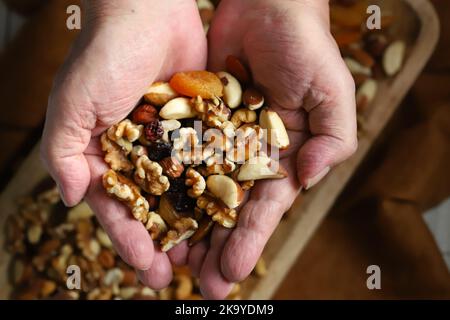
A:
101 55 290 252
5 182 259 300
330 0 407 131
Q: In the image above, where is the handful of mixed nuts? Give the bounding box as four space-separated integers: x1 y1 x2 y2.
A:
101 56 289 252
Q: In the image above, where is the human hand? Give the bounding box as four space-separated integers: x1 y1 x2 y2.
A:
41 0 207 289
187 0 357 298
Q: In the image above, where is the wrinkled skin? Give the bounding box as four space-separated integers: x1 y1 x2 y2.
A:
41 0 356 299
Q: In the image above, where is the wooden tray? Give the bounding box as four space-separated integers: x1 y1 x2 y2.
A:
0 0 439 299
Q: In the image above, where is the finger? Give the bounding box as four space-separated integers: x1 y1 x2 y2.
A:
298 61 357 189
221 157 300 282
137 248 173 290
85 154 154 270
199 226 234 300
188 240 209 278
167 241 189 266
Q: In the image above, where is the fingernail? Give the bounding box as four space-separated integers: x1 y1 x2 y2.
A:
57 183 68 206
305 166 330 190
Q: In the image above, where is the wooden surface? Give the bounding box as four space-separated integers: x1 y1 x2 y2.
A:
0 0 440 299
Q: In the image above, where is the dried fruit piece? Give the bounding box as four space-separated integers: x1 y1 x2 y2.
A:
166 190 196 212
243 87 265 111
226 55 251 86
259 109 290 149
144 82 178 106
383 40 406 76
170 71 223 99
131 104 159 124
159 97 198 120
216 71 242 109
144 120 164 142
148 141 173 162
206 175 244 209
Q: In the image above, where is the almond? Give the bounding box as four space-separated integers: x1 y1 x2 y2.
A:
259 109 290 149
144 82 178 106
206 175 244 209
383 40 406 76
159 97 198 120
237 156 288 181
159 156 184 178
216 71 242 109
226 55 251 86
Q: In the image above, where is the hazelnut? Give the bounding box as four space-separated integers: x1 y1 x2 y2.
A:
243 87 264 111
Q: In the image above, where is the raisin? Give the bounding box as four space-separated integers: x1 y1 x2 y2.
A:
166 191 195 212
168 178 187 193
147 142 172 161
144 121 164 142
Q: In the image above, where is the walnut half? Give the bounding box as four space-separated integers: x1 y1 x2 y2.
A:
134 155 170 196
102 170 149 223
197 194 237 228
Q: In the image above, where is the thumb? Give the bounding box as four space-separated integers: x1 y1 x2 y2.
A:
41 87 96 207
297 70 358 190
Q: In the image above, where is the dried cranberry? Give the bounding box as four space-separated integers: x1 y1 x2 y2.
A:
147 142 172 161
144 121 164 142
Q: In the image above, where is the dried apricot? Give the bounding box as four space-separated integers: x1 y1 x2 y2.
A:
169 71 223 99
225 55 251 86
